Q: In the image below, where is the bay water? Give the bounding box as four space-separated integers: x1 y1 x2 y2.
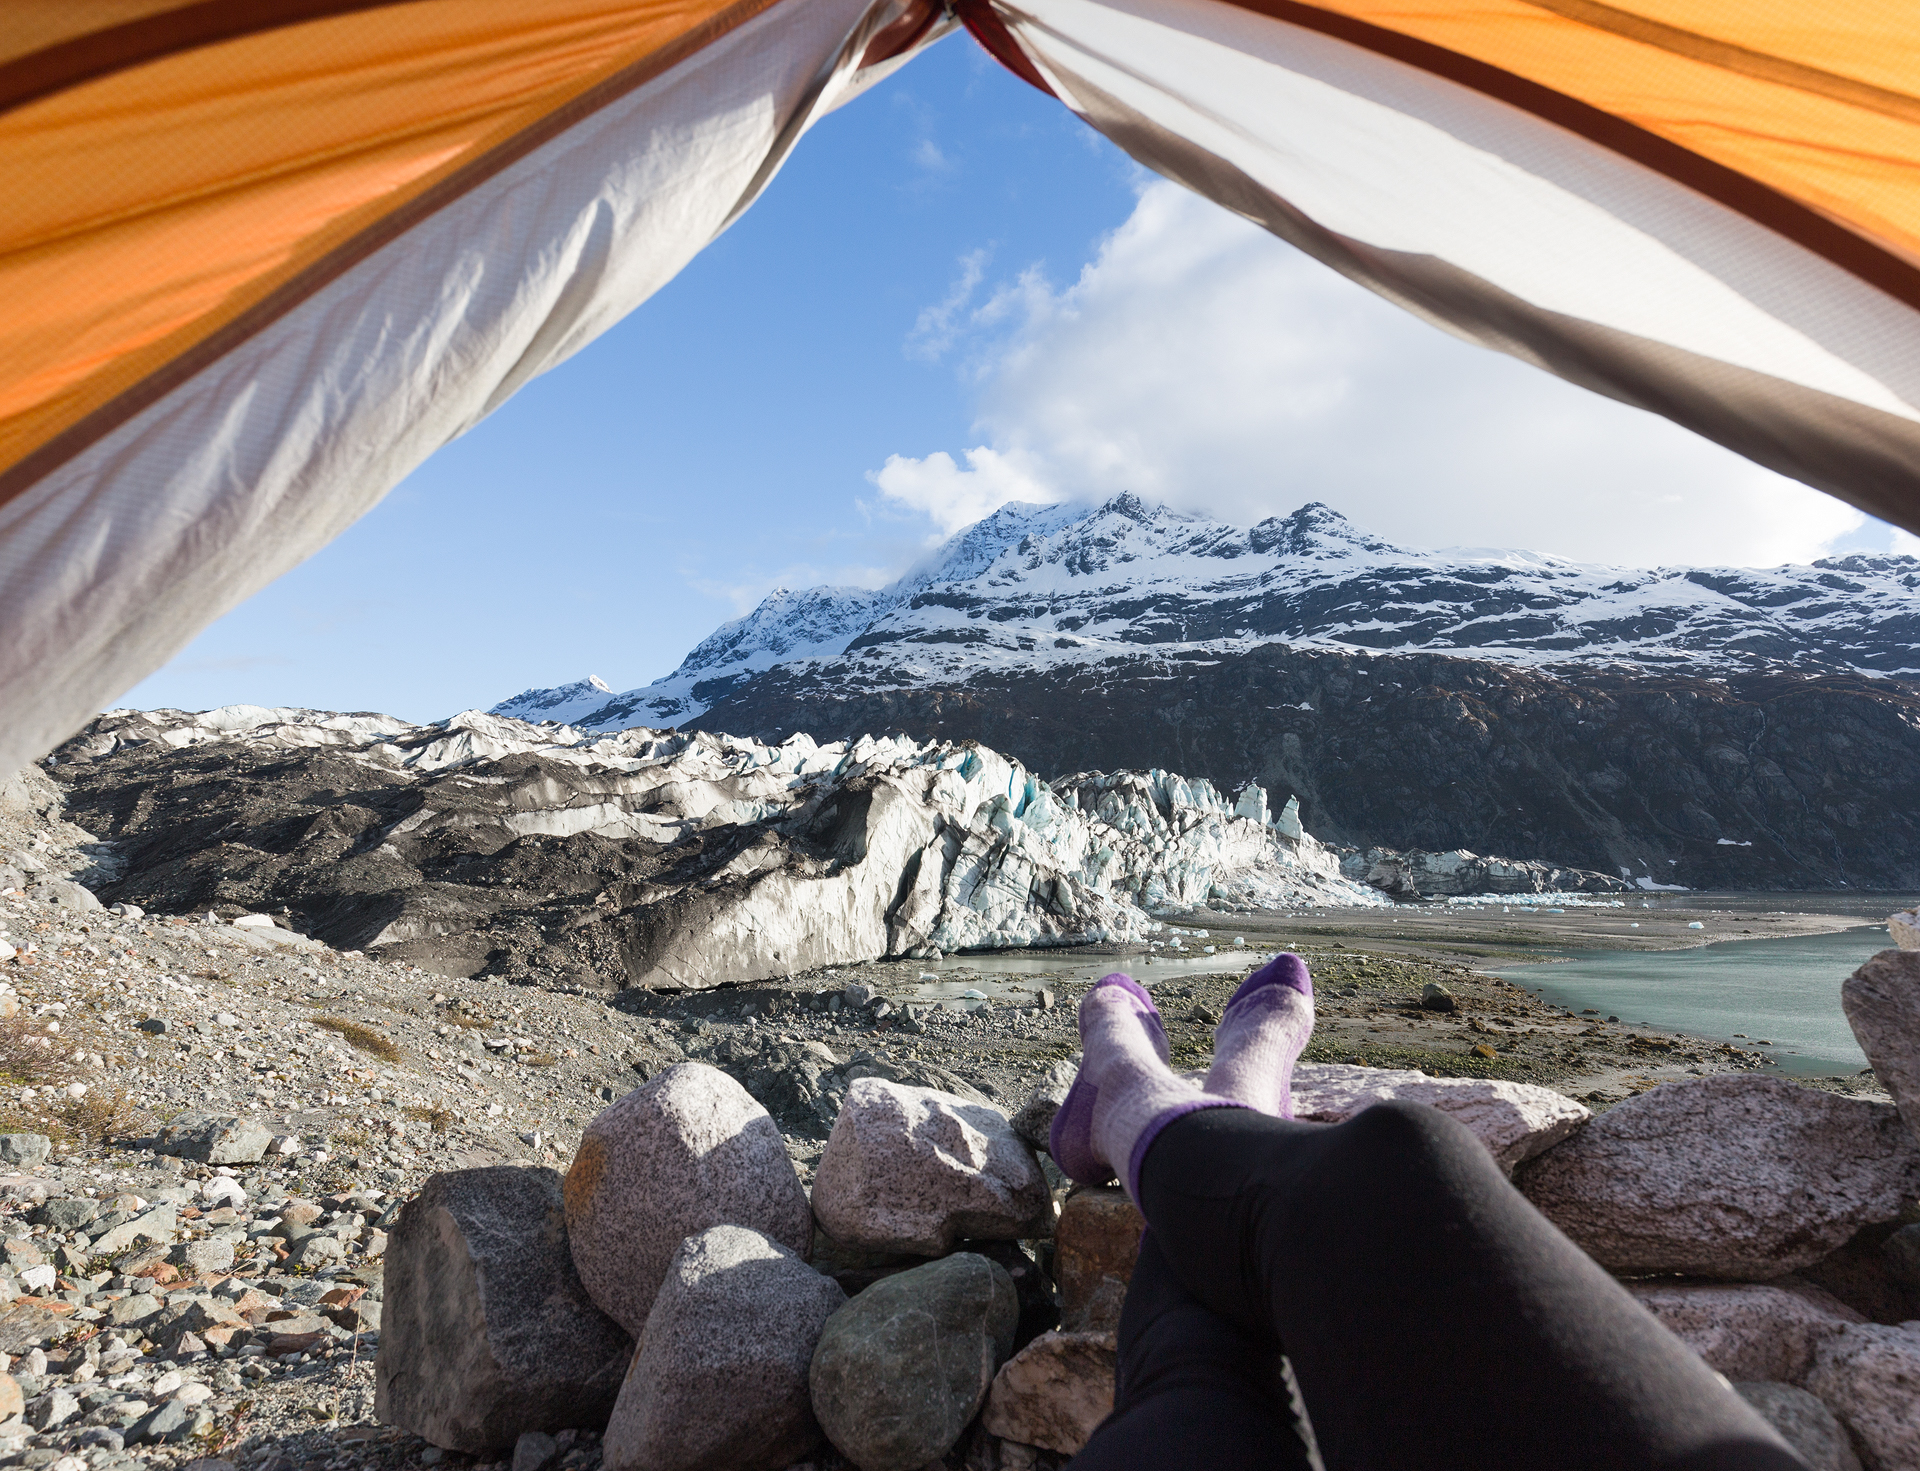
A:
1496 904 1900 1075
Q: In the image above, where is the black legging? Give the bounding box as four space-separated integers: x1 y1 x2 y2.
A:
1071 1103 1807 1471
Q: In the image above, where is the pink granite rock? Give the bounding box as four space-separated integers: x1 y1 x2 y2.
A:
811 1079 1050 1256
1625 1279 1865 1384
1519 1075 1920 1277
602 1226 845 1471
1843 949 1920 1143
1290 1063 1589 1173
981 1331 1117 1456
1805 1322 1920 1471
375 1167 632 1454
564 1064 811 1335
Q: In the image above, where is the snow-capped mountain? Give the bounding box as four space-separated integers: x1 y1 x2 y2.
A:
491 495 1920 731
492 499 1085 728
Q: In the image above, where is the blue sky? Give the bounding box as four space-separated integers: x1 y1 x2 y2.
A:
123 33 1911 723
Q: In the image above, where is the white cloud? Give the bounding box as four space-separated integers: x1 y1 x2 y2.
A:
868 446 1061 536
884 181 1871 568
907 248 989 362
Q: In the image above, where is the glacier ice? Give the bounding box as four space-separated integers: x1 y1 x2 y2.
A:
64 703 1386 989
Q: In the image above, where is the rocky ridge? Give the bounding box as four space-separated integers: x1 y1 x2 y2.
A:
496 497 1920 731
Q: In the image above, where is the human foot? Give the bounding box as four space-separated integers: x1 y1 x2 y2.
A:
1203 952 1315 1118
1049 973 1164 1185
1052 972 1242 1200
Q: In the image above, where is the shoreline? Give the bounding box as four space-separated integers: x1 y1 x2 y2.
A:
824 894 1901 1102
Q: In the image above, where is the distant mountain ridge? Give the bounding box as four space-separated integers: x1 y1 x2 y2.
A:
493 495 1920 732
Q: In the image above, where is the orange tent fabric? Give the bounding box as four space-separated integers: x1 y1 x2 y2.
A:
2 0 1917 771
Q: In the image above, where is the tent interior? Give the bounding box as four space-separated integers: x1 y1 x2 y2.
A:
4 0 1919 769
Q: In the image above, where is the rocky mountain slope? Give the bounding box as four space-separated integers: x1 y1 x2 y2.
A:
45 707 1385 988
694 648 1920 892
494 497 1920 889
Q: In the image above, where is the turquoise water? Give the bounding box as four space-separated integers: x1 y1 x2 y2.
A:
1495 925 1894 1076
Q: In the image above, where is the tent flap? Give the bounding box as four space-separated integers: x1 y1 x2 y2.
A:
3 0 1919 773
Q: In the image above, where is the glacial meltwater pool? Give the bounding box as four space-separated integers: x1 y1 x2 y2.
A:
1494 924 1895 1076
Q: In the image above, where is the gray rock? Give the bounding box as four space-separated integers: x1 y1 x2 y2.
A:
1420 981 1457 1012
169 1239 235 1276
1805 1323 1920 1471
286 1235 343 1268
843 983 876 1008
1733 1383 1862 1471
1883 1222 1920 1288
91 1204 175 1256
812 1079 1051 1256
126 1400 211 1444
33 1196 96 1231
106 1293 163 1329
0 1136 49 1170
708 1034 989 1141
1518 1076 1920 1276
137 1018 168 1035
1844 949 1920 1143
31 878 101 912
374 1166 632 1454
26 1389 78 1429
154 1114 272 1165
1009 1060 1078 1154
604 1226 845 1471
810 1253 1018 1471
564 1063 811 1336
511 1431 561 1471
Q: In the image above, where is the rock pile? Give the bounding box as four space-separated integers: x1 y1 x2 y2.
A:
368 943 1920 1471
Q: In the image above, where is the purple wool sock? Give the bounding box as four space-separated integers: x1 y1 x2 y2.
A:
1049 973 1166 1185
1052 972 1243 1201
1203 951 1315 1118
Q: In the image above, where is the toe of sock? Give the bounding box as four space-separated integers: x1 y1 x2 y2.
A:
1230 951 1311 1005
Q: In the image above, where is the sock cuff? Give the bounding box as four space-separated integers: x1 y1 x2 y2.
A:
1125 1096 1250 1206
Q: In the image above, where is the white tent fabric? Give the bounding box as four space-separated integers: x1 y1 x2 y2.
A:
984 0 1920 524
0 0 933 778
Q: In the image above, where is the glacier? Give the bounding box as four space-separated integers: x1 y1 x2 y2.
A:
58 704 1386 989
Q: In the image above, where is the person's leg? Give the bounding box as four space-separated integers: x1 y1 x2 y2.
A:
1136 1104 1807 1471
1070 1230 1313 1471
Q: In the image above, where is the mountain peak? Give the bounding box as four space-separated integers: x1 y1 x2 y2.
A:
483 493 1920 733
1098 491 1157 523
1247 501 1397 559
487 674 615 725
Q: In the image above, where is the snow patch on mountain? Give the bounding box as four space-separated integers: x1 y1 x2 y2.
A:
492 496 1920 731
490 674 614 727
